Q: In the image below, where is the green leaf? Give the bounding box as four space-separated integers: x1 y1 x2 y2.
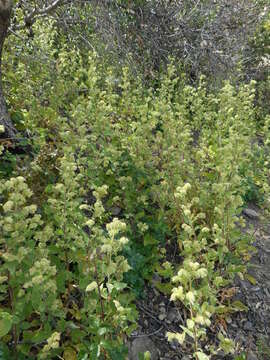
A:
63 348 77 360
144 351 151 360
154 281 173 295
180 326 194 339
31 323 52 343
97 327 107 336
114 282 127 291
0 342 13 360
231 301 248 312
245 274 257 285
195 352 210 360
156 263 174 278
86 281 98 292
143 234 158 246
0 315 12 338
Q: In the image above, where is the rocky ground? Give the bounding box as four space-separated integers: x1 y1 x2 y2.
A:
128 206 270 360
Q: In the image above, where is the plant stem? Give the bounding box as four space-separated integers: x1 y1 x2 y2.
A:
94 258 105 320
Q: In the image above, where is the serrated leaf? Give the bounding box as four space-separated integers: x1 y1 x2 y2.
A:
0 317 12 338
231 301 248 312
180 326 194 339
114 282 127 291
216 305 231 314
143 234 158 246
156 263 174 278
195 352 210 360
86 281 98 292
245 274 257 285
154 281 173 295
63 347 77 360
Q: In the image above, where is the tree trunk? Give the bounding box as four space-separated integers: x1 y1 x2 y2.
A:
0 2 17 140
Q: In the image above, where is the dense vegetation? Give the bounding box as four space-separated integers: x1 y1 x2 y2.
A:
0 1 269 359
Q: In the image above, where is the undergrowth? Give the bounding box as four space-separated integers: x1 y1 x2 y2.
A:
0 24 270 360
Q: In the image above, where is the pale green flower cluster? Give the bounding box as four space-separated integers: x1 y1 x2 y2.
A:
93 184 108 199
174 182 192 199
39 332 61 359
2 177 33 207
24 258 57 293
169 258 212 341
106 218 126 238
138 222 149 233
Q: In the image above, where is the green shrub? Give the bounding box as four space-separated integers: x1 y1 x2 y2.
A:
1 28 270 358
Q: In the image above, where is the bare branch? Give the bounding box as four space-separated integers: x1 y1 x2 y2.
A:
13 0 64 30
37 0 63 15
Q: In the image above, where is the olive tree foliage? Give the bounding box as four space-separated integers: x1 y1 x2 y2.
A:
91 0 268 81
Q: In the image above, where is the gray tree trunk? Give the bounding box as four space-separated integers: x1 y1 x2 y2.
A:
0 2 17 140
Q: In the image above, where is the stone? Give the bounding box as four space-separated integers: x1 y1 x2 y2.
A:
247 351 258 360
167 308 181 323
159 306 166 313
111 206 121 216
169 339 179 351
243 208 259 220
250 286 260 292
238 279 252 291
158 313 166 321
152 273 162 283
143 320 148 327
153 288 160 297
129 337 159 360
243 321 253 331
